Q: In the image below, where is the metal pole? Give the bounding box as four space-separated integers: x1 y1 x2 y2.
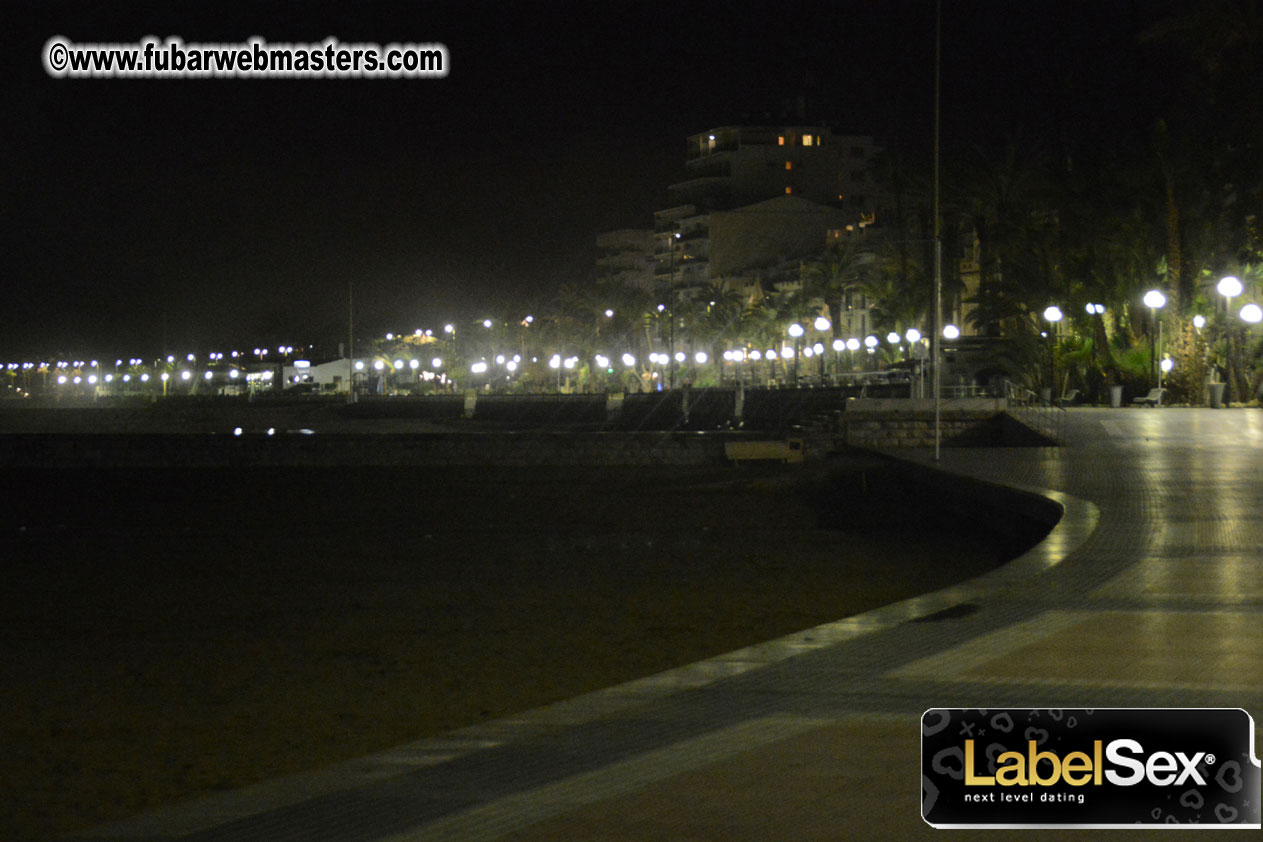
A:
932 0 943 461
347 280 355 403
668 233 677 390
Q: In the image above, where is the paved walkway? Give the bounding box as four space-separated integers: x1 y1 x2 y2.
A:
72 408 1263 841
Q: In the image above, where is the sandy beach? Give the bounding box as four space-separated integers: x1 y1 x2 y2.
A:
1 459 1045 840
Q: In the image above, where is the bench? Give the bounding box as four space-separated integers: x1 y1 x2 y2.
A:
1055 389 1080 407
1131 388 1167 407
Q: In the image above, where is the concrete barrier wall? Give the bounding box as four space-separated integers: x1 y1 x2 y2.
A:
0 393 1030 449
0 432 731 468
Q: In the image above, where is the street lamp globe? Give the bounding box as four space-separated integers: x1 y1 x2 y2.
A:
1241 303 1263 324
787 323 805 338
1160 358 1174 373
1193 315 1206 329
1217 276 1243 299
1143 290 1167 310
846 338 861 352
864 335 879 349
886 331 901 345
942 324 960 340
1043 305 1063 323
813 315 831 332
695 351 708 364
905 328 922 344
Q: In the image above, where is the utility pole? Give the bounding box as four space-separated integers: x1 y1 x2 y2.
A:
347 280 356 404
932 0 943 461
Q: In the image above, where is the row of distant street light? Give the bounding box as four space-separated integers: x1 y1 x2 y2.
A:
14 280 1260 395
4 315 968 393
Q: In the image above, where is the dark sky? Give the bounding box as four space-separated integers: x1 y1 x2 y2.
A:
2 0 1157 359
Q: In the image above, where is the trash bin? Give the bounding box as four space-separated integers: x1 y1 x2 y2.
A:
1110 385 1123 408
1040 387 1052 405
1209 382 1225 408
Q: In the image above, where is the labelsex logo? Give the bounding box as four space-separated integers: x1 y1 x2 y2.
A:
964 738 1210 787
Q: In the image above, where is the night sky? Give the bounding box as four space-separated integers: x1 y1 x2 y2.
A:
3 0 1159 359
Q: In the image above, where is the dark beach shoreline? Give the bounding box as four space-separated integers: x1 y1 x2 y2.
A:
2 455 1053 840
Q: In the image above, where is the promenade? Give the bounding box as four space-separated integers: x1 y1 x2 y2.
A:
71 407 1263 841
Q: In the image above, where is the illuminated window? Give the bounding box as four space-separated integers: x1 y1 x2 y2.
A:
785 186 793 194
777 135 785 146
802 134 813 146
785 161 792 170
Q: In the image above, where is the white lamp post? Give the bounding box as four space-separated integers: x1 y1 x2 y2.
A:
788 323 805 386
1043 305 1064 402
1143 290 1167 397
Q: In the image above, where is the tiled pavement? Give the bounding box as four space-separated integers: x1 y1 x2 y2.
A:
71 408 1263 841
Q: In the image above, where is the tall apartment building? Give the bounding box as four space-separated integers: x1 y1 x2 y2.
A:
651 125 882 294
670 125 879 215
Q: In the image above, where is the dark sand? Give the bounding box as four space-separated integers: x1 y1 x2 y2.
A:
1 461 1044 840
